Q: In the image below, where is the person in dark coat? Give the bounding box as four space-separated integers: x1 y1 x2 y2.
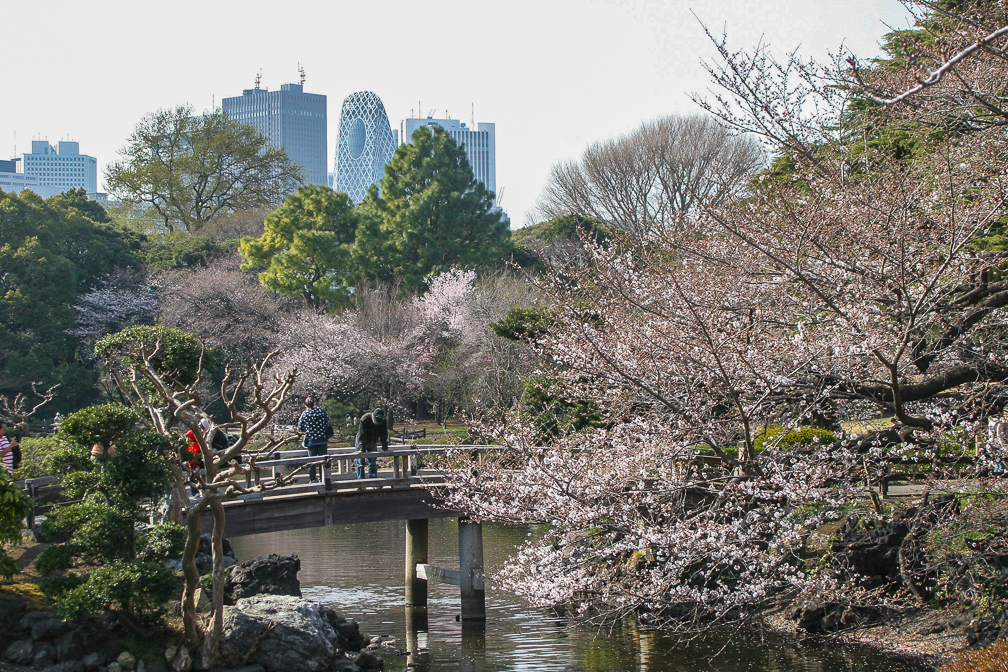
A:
355 408 388 478
298 397 333 483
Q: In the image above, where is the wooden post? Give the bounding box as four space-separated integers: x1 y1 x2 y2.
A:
322 457 332 490
26 480 36 530
458 517 486 621
405 518 429 607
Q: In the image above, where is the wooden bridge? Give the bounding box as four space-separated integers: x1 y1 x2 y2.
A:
21 443 494 621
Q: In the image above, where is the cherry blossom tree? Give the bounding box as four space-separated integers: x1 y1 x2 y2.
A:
155 255 296 363
436 0 1008 628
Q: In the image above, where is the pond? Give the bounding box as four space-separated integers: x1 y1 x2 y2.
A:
229 518 936 672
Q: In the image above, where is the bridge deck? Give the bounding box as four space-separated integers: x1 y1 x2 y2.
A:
208 478 458 537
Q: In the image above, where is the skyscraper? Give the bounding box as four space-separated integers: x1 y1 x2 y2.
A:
401 117 496 195
334 91 398 204
222 81 327 187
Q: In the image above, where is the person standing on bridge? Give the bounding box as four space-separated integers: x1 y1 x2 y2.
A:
355 408 389 479
298 397 334 483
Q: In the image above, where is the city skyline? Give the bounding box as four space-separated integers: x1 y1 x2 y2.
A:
1 0 913 227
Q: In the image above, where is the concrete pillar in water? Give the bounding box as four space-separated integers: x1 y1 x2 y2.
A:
458 517 486 621
405 518 429 607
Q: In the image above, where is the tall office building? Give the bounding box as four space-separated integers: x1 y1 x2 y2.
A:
21 141 99 196
222 81 328 187
401 117 496 195
334 91 398 204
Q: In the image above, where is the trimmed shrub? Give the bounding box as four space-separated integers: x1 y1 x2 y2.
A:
753 426 837 452
35 543 82 575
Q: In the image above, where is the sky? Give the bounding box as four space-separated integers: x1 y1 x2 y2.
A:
1 0 913 228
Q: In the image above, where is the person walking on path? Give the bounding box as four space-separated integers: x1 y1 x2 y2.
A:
355 408 389 479
298 397 333 483
0 421 19 476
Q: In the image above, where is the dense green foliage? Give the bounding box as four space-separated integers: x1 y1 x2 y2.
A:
141 232 235 270
491 306 551 342
0 470 31 579
521 377 603 441
0 189 142 406
511 213 611 248
139 521 186 560
39 404 179 632
35 543 82 575
12 435 62 479
360 126 511 292
95 325 205 386
240 185 359 309
57 559 179 629
56 403 141 452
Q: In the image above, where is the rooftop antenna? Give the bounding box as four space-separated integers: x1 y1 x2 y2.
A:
299 63 306 86
254 70 262 90
471 102 475 128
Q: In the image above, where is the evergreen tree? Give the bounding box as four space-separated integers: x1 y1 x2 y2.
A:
360 126 510 293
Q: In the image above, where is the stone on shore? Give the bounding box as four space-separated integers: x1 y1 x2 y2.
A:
223 554 301 605
219 595 376 672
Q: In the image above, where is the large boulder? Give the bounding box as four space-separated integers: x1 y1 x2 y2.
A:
219 595 340 672
223 554 301 605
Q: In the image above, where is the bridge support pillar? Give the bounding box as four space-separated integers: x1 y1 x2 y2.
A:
458 517 486 621
405 518 429 607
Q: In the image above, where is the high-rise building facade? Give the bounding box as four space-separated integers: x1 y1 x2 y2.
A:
22 141 98 196
334 91 398 204
401 117 496 195
222 82 328 187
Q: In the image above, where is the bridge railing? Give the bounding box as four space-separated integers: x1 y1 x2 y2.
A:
235 444 496 495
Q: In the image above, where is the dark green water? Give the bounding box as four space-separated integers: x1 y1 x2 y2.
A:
229 518 936 672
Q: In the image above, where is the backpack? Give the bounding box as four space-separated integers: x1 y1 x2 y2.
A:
324 417 335 439
11 443 21 471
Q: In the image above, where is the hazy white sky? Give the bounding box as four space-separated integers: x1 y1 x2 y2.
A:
2 0 912 227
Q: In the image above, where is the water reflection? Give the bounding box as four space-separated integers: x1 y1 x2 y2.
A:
229 518 935 672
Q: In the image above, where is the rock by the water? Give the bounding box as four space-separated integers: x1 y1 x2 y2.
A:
56 629 87 661
168 646 191 672
116 651 136 670
353 651 384 671
198 533 235 558
219 595 334 671
82 651 107 671
19 611 50 631
223 554 301 605
32 617 72 642
52 661 87 672
335 619 366 652
33 642 57 668
219 595 375 672
330 661 360 672
4 639 34 665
